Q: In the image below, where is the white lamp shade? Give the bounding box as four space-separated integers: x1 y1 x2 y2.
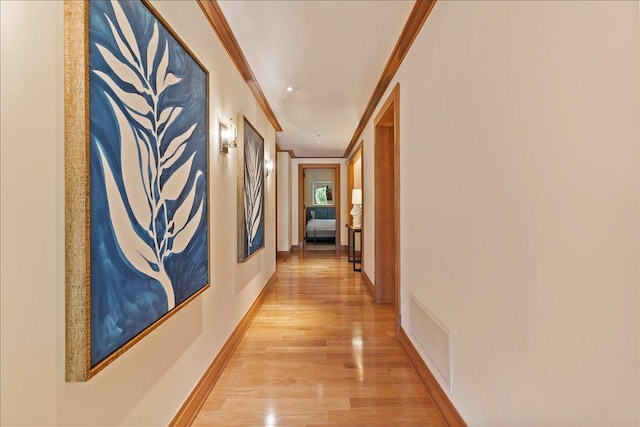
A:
351 188 362 204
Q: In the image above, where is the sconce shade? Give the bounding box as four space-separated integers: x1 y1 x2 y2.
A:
219 119 237 153
265 158 274 176
351 188 362 204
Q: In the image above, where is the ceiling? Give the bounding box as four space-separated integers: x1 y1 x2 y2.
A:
217 0 415 158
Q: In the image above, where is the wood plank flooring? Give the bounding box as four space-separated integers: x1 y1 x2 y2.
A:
193 251 445 426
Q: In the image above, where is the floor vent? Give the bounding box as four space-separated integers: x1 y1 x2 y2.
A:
409 295 451 389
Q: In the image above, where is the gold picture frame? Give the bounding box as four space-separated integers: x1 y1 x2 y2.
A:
236 115 266 263
65 0 210 381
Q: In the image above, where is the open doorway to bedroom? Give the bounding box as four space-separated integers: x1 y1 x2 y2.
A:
374 84 400 328
298 164 341 252
347 145 363 266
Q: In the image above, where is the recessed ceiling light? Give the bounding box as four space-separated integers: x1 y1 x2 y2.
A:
286 86 295 92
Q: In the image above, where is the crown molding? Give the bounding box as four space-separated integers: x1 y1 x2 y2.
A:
276 143 296 158
197 0 283 132
343 0 437 157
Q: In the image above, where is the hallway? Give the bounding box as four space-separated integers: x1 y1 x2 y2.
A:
193 251 445 426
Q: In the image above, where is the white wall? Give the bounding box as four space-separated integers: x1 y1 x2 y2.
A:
277 151 292 251
291 158 348 246
0 2 60 423
304 168 336 207
362 1 639 425
1 1 276 425
353 156 362 189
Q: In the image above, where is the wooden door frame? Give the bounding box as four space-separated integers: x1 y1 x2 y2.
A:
275 150 278 260
298 163 341 249
373 84 400 330
347 144 364 264
347 144 363 209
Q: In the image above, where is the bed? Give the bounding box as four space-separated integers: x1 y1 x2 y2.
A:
305 207 336 243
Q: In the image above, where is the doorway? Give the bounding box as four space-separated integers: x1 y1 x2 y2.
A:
373 84 400 327
347 145 363 264
298 164 341 251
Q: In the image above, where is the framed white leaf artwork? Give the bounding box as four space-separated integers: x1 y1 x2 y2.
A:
312 181 335 206
237 116 265 262
65 0 210 381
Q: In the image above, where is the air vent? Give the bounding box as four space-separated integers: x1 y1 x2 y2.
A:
410 295 451 389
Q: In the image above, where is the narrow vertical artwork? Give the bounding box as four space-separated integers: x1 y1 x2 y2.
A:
65 0 210 381
237 117 265 262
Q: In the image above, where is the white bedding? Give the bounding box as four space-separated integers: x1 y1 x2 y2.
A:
306 219 336 233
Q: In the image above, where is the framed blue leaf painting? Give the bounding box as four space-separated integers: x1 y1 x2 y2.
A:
237 117 265 262
64 0 209 381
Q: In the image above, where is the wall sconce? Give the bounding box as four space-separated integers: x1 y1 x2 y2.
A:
219 118 237 153
350 188 362 227
265 158 274 177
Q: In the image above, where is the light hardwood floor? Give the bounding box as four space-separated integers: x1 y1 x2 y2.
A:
193 251 445 426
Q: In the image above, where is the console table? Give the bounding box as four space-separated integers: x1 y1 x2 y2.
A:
345 224 362 272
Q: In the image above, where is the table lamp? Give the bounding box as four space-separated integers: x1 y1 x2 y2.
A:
350 188 362 227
